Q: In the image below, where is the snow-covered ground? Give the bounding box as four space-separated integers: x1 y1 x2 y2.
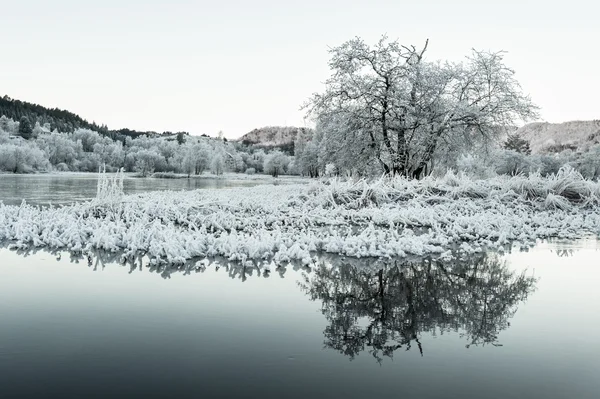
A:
1 168 599 266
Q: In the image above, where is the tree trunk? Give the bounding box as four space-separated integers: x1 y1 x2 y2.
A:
413 126 445 179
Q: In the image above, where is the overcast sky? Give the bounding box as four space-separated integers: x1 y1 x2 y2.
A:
2 0 597 138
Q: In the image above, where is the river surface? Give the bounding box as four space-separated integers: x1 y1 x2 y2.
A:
0 175 599 398
0 241 598 398
0 173 287 206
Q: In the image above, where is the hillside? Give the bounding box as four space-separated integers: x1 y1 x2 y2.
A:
0 95 189 139
0 95 108 134
238 126 313 154
517 120 600 153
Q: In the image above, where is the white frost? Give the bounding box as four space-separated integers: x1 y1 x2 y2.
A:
1 168 599 265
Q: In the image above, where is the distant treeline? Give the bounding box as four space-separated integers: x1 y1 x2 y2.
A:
0 95 190 140
239 126 314 156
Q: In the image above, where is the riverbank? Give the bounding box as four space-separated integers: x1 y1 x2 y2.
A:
1 168 599 265
0 172 308 206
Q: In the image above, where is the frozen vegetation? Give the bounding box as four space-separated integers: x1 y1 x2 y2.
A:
1 36 599 267
0 115 298 177
1 168 599 266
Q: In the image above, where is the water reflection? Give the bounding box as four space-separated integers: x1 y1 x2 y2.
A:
6 245 537 361
4 244 316 280
1 242 598 399
300 255 536 362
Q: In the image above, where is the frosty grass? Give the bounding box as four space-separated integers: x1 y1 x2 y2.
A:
1 167 599 266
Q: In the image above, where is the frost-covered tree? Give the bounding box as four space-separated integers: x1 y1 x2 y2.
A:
179 142 210 176
571 145 600 180
0 114 303 176
181 150 197 177
72 128 102 152
530 153 565 177
313 115 381 176
493 149 535 176
18 116 33 140
133 149 163 177
296 140 321 177
0 143 50 173
0 116 16 134
32 122 48 139
264 150 290 177
455 153 495 178
503 132 531 155
37 132 83 168
0 129 9 144
305 36 539 178
210 153 224 175
232 153 245 173
93 139 125 169
243 149 266 173
156 140 179 166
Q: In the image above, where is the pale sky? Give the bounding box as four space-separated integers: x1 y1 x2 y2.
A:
1 0 597 139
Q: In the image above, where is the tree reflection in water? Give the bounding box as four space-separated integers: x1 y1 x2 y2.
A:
3 245 537 363
299 254 537 363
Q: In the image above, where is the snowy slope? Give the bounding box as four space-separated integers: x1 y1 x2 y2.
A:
517 120 600 153
237 126 313 147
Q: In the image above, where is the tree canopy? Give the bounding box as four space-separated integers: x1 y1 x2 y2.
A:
305 36 539 178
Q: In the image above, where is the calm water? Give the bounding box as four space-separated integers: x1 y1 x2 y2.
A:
0 241 599 398
0 173 278 206
0 175 599 398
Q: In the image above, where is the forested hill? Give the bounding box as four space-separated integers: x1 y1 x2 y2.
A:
0 95 189 139
0 95 108 134
516 120 600 153
237 126 313 154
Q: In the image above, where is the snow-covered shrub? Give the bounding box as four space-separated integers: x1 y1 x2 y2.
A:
264 151 290 177
71 128 102 152
36 132 83 168
493 149 535 176
0 143 50 173
55 162 70 172
0 115 282 176
456 154 496 178
324 163 337 177
1 171 599 265
0 129 10 144
77 152 102 172
286 159 300 176
245 168 256 175
0 115 19 135
571 145 600 180
93 140 125 169
211 154 224 175
530 153 566 176
133 149 164 177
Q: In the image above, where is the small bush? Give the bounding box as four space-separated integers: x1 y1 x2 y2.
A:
55 163 70 172
493 149 534 176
